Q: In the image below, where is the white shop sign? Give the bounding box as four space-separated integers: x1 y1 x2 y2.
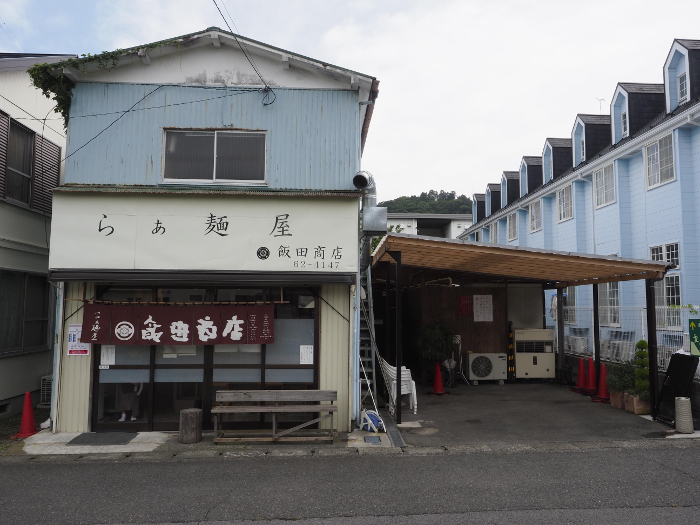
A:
50 193 358 273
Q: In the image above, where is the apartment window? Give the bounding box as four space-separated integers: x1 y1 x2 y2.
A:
489 222 498 244
6 122 34 204
598 282 620 327
655 275 681 328
507 212 517 241
594 163 615 207
646 133 674 188
558 184 573 221
621 112 628 137
678 73 687 103
474 231 480 242
529 200 541 232
163 130 266 183
0 271 51 357
580 139 585 161
651 243 679 267
550 158 554 181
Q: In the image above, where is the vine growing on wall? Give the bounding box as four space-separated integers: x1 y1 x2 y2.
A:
27 38 183 128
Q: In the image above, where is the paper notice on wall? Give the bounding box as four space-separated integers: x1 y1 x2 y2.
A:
300 345 314 364
101 345 116 365
67 324 90 355
473 295 493 322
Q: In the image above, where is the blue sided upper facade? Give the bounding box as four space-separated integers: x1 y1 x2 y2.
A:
462 38 700 319
59 28 378 192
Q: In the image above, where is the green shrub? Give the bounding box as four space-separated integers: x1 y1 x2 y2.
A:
607 362 635 392
633 342 650 401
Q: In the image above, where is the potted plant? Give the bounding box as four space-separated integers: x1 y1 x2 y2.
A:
606 361 634 409
624 340 651 415
417 324 458 386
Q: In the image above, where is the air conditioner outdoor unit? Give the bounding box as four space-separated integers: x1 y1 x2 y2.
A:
514 329 556 379
468 353 507 384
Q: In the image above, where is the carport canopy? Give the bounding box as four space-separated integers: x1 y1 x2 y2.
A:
371 234 670 424
372 234 667 288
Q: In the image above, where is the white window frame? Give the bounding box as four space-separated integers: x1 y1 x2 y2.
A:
598 281 620 327
550 157 554 181
645 133 675 190
564 286 577 324
529 200 542 233
161 129 268 186
678 72 688 103
507 212 517 241
580 139 585 161
650 242 680 268
557 184 573 222
655 274 682 329
489 222 498 244
594 163 616 208
621 111 628 138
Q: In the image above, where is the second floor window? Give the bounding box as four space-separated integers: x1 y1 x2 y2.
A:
507 212 517 241
558 184 573 221
6 123 34 204
651 242 679 267
580 139 585 161
621 112 628 137
163 130 266 183
646 133 674 188
594 163 615 207
678 72 687 103
529 200 541 232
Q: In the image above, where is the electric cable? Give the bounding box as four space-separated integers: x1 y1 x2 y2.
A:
0 15 26 52
0 93 65 136
210 0 276 105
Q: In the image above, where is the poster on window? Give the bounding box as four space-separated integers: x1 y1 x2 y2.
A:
67 324 90 355
473 295 493 322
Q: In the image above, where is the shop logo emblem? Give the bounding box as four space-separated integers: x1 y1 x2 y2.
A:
257 247 270 260
114 321 135 341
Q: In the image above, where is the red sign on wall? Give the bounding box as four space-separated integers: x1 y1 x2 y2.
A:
458 295 473 316
79 304 275 345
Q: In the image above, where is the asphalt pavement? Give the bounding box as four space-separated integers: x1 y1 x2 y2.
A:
2 438 699 525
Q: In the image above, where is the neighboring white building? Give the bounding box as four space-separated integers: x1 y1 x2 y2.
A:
0 53 73 416
387 213 472 239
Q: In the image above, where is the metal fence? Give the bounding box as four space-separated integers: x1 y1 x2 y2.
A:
547 306 700 380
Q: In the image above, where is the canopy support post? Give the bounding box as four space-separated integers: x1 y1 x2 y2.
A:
593 284 601 392
557 287 565 383
387 251 402 424
645 279 659 419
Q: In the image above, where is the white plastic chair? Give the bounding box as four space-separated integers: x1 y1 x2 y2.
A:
378 356 417 415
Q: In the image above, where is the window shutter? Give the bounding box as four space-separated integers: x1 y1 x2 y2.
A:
0 111 9 198
31 134 61 215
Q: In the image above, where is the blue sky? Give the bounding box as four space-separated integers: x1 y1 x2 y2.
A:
2 0 700 201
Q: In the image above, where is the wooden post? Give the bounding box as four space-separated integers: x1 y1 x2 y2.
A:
383 261 391 363
645 279 659 419
593 284 601 393
557 287 565 383
179 408 202 444
388 251 402 424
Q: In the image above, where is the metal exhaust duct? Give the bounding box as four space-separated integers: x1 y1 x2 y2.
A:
354 171 386 271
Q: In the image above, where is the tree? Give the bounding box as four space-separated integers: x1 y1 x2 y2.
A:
379 190 471 214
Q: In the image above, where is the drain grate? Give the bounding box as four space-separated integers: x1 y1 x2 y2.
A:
364 436 382 444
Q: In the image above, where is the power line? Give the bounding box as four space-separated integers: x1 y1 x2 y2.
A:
0 15 26 52
210 0 275 105
0 93 65 136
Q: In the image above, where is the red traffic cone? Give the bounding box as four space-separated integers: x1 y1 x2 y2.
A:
10 392 38 440
430 362 448 395
582 357 597 395
571 358 586 393
592 364 611 403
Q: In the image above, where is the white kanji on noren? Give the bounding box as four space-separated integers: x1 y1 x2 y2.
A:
196 316 218 342
222 315 245 341
141 315 163 342
170 320 190 342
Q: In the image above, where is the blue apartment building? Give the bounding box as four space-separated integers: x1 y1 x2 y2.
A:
462 39 700 367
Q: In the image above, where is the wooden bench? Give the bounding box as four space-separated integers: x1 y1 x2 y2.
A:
212 390 337 443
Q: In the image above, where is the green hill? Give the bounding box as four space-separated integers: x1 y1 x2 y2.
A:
378 190 472 214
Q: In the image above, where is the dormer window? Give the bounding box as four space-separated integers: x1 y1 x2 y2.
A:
678 72 687 103
549 158 554 181
621 112 628 137
580 139 585 161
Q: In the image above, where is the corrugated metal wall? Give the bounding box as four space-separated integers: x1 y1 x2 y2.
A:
319 284 351 432
65 83 360 191
56 281 94 433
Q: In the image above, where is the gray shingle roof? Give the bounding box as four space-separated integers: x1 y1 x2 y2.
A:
619 83 664 94
522 156 543 165
677 39 700 50
578 114 611 125
502 171 519 180
487 183 500 191
546 138 572 148
472 193 485 201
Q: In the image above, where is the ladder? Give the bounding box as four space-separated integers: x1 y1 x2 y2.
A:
359 266 378 407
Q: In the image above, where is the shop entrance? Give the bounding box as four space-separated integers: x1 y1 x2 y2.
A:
90 286 319 432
